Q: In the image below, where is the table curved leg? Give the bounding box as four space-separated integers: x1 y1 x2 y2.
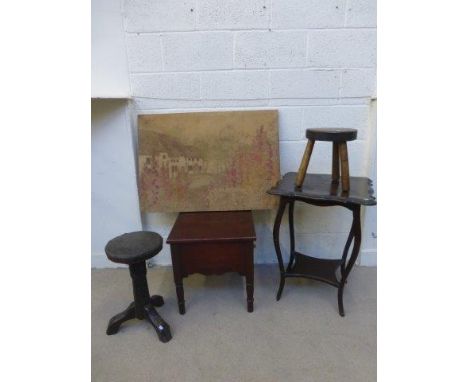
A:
286 200 296 272
338 205 361 316
340 217 355 282
274 197 288 301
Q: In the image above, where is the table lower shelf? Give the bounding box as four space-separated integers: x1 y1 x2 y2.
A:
286 252 342 288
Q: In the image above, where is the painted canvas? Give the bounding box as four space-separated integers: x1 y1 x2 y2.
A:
138 110 280 212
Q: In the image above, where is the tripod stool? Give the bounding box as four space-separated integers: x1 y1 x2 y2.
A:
295 128 358 192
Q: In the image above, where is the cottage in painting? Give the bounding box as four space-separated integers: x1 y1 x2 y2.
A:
142 152 205 179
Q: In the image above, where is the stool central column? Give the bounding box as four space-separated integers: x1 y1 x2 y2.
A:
129 262 151 319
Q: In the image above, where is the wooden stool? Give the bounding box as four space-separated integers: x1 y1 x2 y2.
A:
105 231 172 343
295 128 357 192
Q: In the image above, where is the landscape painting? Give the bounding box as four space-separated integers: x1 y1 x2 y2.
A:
138 110 280 212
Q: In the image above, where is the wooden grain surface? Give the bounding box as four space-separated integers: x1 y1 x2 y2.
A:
167 211 256 244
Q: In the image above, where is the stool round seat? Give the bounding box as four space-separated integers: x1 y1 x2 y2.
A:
105 231 163 264
306 128 357 142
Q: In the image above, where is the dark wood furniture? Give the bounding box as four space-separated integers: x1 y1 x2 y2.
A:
295 128 358 191
104 231 172 343
167 211 256 314
268 172 376 316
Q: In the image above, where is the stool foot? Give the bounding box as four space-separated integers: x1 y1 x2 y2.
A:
144 305 172 343
106 302 136 335
150 295 164 307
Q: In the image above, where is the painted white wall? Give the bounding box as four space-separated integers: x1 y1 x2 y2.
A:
91 0 130 97
91 0 137 267
91 99 142 267
91 0 377 267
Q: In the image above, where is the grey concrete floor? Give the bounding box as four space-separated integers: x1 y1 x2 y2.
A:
92 264 376 382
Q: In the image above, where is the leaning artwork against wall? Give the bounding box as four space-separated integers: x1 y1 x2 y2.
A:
138 110 280 212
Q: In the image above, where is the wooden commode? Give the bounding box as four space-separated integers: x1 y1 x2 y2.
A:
167 211 256 314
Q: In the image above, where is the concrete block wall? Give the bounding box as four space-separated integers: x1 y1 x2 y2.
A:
118 0 377 266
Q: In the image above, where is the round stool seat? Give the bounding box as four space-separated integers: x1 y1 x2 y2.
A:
105 231 163 264
306 128 357 142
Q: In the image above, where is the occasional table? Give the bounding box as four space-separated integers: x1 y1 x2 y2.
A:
268 172 377 316
167 211 256 314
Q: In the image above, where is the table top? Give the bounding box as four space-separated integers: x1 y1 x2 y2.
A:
167 211 256 244
268 172 377 206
